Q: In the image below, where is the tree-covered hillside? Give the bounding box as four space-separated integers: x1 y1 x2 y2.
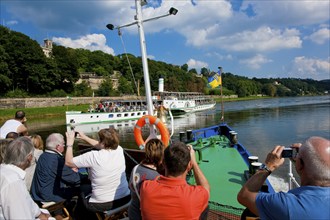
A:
0 25 329 98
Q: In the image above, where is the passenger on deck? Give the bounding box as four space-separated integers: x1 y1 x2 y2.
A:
65 128 131 213
0 110 28 139
128 138 165 220
0 139 11 163
31 133 81 203
237 136 330 220
140 141 210 220
5 131 19 140
0 137 50 220
25 134 44 192
156 103 168 124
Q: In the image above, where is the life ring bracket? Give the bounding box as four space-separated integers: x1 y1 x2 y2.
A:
134 115 170 149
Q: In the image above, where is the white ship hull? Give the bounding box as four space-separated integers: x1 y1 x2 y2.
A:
65 110 148 125
67 113 199 135
162 100 216 113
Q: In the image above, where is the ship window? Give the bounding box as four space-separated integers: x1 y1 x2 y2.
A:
117 114 122 117
143 112 146 115
137 112 141 116
131 113 135 116
108 114 114 118
124 113 128 117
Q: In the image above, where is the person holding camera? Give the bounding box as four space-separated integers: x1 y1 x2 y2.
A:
237 136 330 220
65 128 130 214
31 133 81 203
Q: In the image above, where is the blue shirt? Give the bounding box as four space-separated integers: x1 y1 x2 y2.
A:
256 186 330 220
31 150 81 202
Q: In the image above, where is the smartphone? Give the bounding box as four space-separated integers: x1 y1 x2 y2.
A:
281 148 298 158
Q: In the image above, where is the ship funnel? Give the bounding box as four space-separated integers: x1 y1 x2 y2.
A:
158 78 164 92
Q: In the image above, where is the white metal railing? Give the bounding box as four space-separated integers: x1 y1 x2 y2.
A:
288 160 300 190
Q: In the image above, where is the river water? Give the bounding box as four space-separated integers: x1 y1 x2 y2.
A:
24 95 330 191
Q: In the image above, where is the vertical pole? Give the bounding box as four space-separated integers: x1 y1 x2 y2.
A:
135 0 156 137
219 67 224 121
289 160 293 190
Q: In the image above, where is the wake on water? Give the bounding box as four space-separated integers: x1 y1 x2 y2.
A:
268 175 290 192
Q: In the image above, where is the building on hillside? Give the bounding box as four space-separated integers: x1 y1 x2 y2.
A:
75 71 121 90
41 39 53 58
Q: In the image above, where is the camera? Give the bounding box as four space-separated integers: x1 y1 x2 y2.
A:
281 147 298 158
70 126 78 137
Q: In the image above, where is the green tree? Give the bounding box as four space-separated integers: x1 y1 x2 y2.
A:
201 67 209 77
181 64 188 72
96 77 114 96
188 68 197 74
0 45 11 95
52 45 79 93
74 81 93 97
262 83 277 97
118 76 134 95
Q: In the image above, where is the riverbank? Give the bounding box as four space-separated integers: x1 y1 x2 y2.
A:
0 95 271 122
0 105 89 122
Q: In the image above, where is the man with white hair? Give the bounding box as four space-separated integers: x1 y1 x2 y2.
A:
237 136 330 220
0 137 50 219
31 133 81 203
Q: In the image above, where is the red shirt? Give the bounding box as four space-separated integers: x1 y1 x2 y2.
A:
140 175 209 220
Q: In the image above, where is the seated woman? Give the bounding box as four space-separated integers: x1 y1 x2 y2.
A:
128 138 165 220
25 134 44 191
65 128 130 213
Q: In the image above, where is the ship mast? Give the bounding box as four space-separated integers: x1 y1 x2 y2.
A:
135 0 153 117
107 0 178 136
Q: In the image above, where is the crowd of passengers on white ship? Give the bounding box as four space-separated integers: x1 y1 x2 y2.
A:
88 101 148 113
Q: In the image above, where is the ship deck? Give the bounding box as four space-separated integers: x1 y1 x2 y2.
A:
187 135 247 218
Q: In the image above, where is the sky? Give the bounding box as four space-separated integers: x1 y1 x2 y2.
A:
1 0 329 80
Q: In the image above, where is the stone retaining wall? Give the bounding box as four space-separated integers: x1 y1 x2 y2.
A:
0 96 142 109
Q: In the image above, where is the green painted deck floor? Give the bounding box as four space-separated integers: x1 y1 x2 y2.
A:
188 136 247 210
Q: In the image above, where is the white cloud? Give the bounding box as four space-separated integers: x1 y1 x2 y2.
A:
206 52 233 61
5 1 134 34
240 54 272 69
52 34 115 55
307 28 330 45
220 27 302 52
289 56 330 80
187 59 208 70
147 54 155 60
6 20 18 26
241 1 330 26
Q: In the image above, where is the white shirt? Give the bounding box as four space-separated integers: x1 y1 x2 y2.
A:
25 149 44 191
73 146 130 203
0 119 21 139
0 164 41 219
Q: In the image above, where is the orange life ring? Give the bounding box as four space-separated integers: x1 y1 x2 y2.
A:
134 115 169 149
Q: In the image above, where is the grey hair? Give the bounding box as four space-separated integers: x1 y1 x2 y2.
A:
46 133 64 150
3 137 34 167
300 136 330 181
